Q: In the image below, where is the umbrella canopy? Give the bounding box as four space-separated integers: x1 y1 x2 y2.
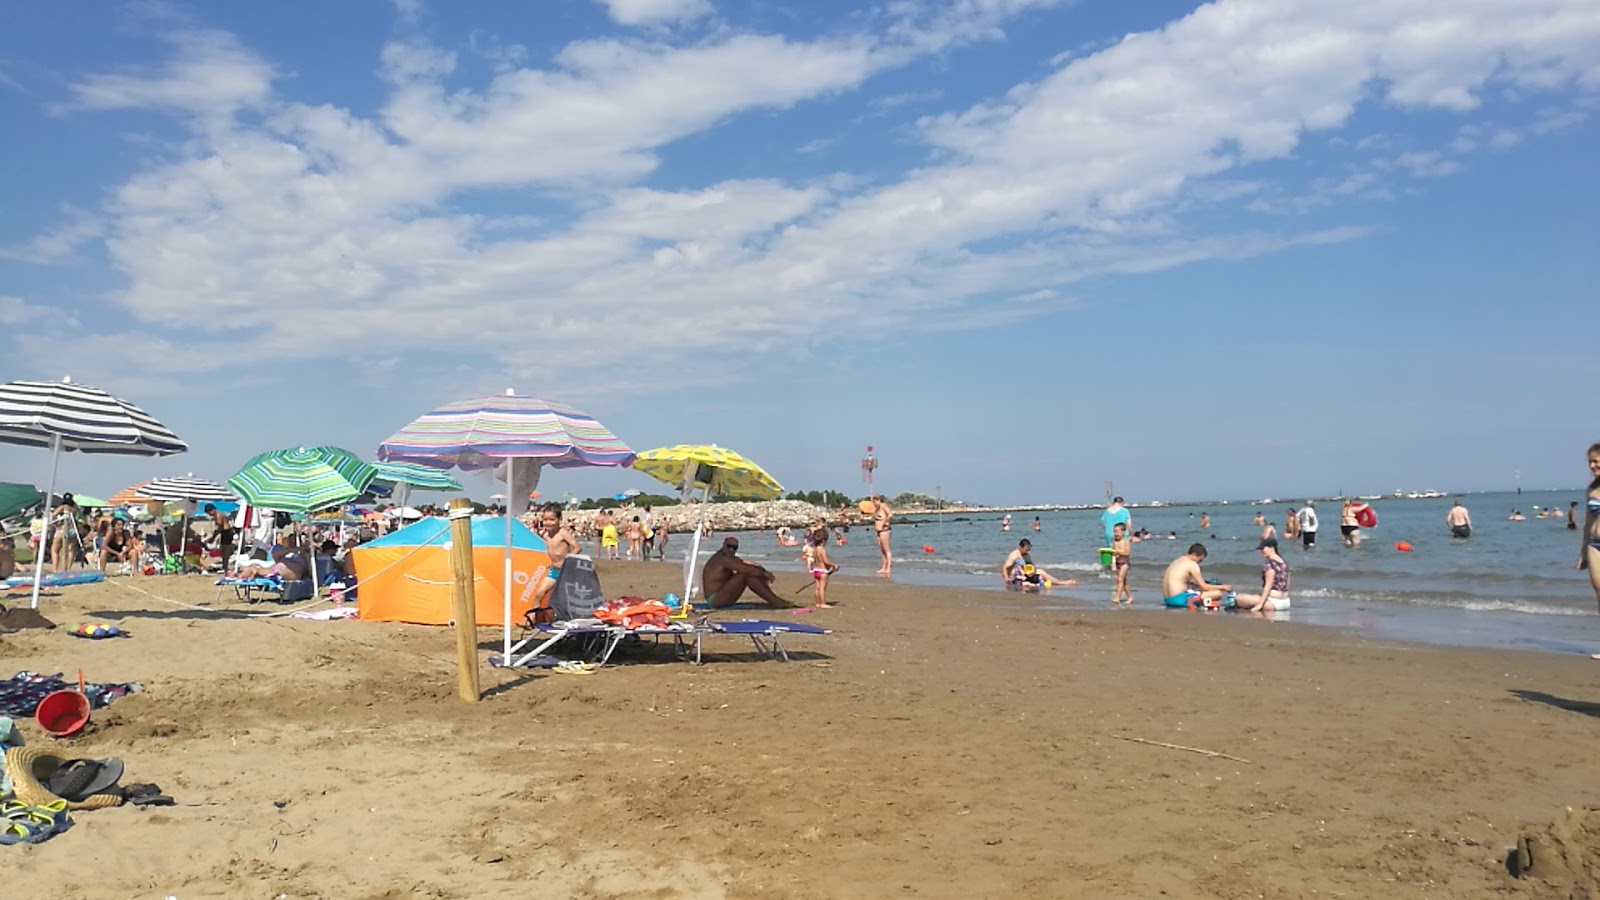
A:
69 494 109 509
375 389 635 670
228 446 377 514
0 482 42 520
108 481 154 506
138 475 235 503
370 460 463 491
631 445 783 499
0 378 187 456
0 377 186 608
632 444 783 601
376 390 635 472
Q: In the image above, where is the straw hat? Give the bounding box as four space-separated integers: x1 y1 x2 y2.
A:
3 747 124 810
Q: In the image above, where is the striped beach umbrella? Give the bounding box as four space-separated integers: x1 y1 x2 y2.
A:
376 389 635 670
138 475 236 503
228 446 377 514
375 390 635 473
108 481 154 506
0 377 186 608
370 460 464 509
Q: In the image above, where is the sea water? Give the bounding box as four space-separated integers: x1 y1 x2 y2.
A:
720 490 1600 656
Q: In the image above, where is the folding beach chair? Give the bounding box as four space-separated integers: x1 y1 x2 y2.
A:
493 556 624 668
693 619 831 663
213 575 314 605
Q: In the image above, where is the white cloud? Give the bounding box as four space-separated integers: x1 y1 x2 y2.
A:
65 29 275 117
19 0 1600 399
597 0 713 27
0 296 55 326
0 213 102 263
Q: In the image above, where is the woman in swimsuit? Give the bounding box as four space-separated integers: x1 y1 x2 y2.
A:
1284 507 1300 540
872 495 893 576
1234 537 1291 613
1580 443 1600 657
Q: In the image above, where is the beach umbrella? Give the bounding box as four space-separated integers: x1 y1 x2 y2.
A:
68 493 108 509
376 389 635 667
0 482 43 520
138 474 235 503
370 460 463 509
631 444 783 600
0 377 187 607
229 447 377 592
108 481 154 507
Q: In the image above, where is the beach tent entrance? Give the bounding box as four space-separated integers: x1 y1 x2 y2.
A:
353 515 550 626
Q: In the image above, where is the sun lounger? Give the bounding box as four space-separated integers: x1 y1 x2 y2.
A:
698 619 830 663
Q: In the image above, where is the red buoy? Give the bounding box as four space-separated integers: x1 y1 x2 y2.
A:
1395 541 1413 553
922 545 935 554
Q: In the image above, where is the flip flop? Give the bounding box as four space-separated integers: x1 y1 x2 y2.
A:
552 661 597 675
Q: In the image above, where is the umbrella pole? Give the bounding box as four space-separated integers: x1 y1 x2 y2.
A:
503 457 514 666
684 484 710 600
29 435 63 609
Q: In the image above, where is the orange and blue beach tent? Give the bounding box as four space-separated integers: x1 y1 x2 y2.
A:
353 516 550 626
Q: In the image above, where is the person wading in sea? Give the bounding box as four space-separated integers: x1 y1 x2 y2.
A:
1445 499 1473 539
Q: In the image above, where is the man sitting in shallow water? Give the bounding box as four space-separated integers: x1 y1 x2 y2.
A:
999 539 1078 592
1161 543 1232 610
702 537 794 609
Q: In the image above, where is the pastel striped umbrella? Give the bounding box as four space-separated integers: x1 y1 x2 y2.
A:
0 376 186 608
376 389 635 670
138 475 236 503
375 391 635 472
228 446 377 514
108 481 154 506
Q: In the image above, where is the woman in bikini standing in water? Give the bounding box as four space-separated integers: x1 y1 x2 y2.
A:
1579 443 1600 658
872 495 893 576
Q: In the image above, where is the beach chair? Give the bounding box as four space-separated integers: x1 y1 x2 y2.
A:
692 619 831 663
213 575 314 605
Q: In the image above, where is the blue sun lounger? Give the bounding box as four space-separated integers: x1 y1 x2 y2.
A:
695 619 830 663
213 575 314 604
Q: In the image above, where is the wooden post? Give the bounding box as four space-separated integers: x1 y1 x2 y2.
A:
447 498 481 702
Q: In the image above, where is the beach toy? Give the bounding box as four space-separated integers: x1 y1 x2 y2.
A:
662 592 683 608
70 622 123 640
1395 541 1414 553
922 545 935 554
1098 547 1115 567
1356 506 1378 528
35 671 91 738
857 499 874 514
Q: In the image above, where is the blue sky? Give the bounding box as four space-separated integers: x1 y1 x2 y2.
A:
2 0 1597 506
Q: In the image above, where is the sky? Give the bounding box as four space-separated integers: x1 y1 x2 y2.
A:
1 0 1597 507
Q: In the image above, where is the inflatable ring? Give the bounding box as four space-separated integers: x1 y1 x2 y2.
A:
1356 506 1377 528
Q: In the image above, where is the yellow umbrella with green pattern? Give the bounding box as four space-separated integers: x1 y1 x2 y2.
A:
631 444 783 600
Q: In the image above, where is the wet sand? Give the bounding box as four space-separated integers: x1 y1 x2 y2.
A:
3 564 1599 899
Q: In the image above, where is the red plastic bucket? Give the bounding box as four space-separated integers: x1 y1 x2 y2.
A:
35 670 91 737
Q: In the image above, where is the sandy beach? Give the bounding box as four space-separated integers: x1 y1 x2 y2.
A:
4 564 1600 899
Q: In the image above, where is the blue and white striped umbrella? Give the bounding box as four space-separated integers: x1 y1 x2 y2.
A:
137 475 236 503
0 377 186 609
0 378 187 456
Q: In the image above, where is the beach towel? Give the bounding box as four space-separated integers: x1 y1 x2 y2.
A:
0 672 143 719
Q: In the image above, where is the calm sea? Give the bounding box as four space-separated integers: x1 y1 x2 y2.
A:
723 490 1600 656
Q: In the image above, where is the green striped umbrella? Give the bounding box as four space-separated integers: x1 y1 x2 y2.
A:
228 446 377 513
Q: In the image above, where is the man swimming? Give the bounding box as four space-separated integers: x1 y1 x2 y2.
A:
1161 543 1232 610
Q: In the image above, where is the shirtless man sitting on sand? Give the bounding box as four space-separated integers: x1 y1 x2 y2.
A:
1161 543 1232 610
532 503 582 612
702 536 794 609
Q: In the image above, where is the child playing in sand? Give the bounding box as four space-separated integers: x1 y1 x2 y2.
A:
1111 522 1132 606
803 531 838 608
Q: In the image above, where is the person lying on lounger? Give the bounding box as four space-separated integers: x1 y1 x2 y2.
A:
702 536 794 609
235 547 310 582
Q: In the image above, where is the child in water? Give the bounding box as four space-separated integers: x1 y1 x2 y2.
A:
803 531 838 608
1111 522 1133 606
